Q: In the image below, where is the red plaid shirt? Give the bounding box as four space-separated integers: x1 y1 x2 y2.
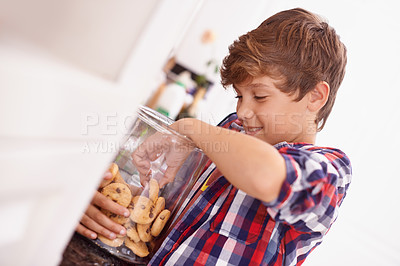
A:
149 113 352 266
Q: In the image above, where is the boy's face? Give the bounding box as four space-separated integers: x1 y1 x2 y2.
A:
234 75 315 145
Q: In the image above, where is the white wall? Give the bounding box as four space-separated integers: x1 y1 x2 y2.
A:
290 1 400 265
176 0 400 265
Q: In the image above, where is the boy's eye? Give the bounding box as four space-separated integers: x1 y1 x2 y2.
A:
235 95 242 99
254 96 267 100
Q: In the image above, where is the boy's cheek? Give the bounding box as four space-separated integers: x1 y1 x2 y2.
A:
270 114 290 135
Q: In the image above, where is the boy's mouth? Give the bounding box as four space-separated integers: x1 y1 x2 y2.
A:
245 127 263 136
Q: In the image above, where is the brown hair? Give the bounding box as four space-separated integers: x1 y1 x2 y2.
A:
220 8 347 131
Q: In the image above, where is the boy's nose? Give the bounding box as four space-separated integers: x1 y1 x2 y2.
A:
237 105 254 121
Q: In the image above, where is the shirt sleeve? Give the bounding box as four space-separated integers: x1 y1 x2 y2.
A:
264 145 352 234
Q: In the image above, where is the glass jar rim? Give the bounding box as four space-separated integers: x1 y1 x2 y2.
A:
137 105 199 150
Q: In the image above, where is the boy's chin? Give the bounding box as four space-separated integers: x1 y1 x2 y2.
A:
247 131 271 143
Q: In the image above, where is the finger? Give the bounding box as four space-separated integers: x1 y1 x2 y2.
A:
79 212 116 240
92 191 130 218
139 172 151 187
148 148 162 161
135 137 164 161
135 162 151 177
159 166 180 188
103 171 113 180
76 222 97 240
98 172 113 188
85 205 127 237
132 151 151 176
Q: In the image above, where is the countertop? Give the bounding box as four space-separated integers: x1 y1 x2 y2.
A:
60 233 138 266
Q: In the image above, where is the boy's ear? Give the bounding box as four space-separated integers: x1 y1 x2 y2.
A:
307 81 330 112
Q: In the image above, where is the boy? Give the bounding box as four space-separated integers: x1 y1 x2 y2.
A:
77 8 352 265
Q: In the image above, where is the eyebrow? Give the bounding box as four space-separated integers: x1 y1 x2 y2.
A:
249 83 273 90
233 83 273 92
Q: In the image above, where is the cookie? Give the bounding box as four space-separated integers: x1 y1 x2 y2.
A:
151 209 171 237
152 197 165 218
101 183 132 208
109 163 119 178
148 179 159 203
137 223 152 242
130 196 156 224
114 171 128 186
99 163 119 189
124 238 149 258
101 209 129 225
97 234 124 247
124 220 141 243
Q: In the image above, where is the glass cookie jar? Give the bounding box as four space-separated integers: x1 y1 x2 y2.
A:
91 106 208 264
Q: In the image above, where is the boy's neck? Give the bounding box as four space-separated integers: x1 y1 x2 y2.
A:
295 134 316 145
283 130 317 145
293 121 317 144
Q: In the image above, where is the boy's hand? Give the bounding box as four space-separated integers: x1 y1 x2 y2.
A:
76 171 130 240
132 132 193 188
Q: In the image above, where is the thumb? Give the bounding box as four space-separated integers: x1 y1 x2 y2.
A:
159 166 180 188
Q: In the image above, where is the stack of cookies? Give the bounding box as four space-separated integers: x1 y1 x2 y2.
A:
97 163 171 258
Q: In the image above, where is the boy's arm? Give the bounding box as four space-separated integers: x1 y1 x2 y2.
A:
171 118 286 203
265 145 352 233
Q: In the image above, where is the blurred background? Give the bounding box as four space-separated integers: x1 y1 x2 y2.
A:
0 0 399 265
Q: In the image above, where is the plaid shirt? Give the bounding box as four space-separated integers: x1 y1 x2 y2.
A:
149 113 352 266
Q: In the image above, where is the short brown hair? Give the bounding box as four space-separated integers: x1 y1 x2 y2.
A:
220 8 347 131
